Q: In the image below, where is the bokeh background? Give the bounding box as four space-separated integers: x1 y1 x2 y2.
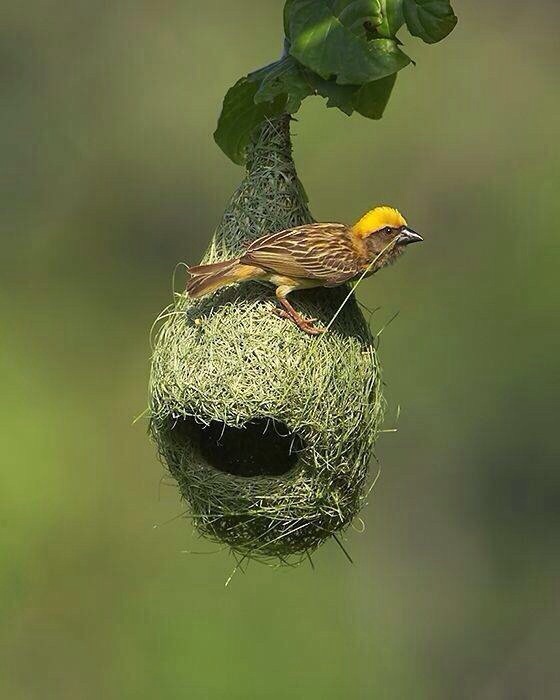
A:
2 2 559 698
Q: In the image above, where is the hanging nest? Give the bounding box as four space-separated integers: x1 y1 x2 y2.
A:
149 116 384 564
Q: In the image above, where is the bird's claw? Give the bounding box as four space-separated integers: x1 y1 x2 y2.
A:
299 322 325 336
270 307 325 336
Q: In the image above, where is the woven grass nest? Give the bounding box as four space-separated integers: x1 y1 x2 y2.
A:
149 116 384 564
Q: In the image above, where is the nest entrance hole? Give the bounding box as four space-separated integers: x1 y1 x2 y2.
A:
168 416 304 478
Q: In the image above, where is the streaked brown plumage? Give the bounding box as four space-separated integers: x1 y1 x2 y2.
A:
186 206 422 335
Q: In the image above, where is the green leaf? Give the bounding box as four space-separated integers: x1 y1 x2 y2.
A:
215 58 313 164
353 73 397 118
286 0 411 84
377 0 405 38
214 78 287 165
306 71 397 119
284 0 296 38
249 57 312 113
402 0 457 43
305 72 357 115
333 0 383 36
288 0 384 39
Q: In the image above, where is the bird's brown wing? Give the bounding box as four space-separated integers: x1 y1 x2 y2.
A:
240 223 360 285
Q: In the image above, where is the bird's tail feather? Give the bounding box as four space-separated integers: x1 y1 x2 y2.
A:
186 259 255 298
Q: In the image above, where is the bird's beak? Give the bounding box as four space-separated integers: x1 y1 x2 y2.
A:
398 227 423 245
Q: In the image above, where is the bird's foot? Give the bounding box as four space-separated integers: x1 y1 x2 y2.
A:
270 307 325 336
299 320 326 336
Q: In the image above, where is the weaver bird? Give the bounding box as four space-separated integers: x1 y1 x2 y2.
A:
186 206 422 335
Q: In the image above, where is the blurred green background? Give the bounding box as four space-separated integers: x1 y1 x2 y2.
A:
2 2 559 698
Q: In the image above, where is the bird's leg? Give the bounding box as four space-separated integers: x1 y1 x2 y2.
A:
272 287 325 336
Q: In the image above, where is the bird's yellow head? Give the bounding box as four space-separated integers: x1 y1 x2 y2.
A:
351 206 408 238
351 205 423 269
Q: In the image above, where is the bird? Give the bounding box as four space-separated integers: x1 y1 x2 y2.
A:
186 206 423 335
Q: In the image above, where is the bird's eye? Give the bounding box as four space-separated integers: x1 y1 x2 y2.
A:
385 227 392 234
